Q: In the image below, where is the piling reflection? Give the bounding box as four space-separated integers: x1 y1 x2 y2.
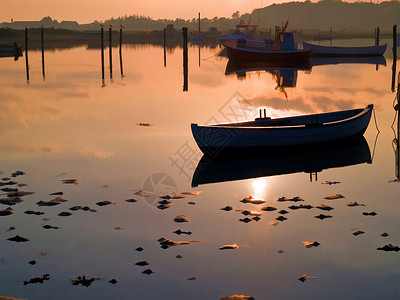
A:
192 137 371 187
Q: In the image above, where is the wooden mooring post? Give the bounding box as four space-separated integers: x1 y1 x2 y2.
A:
25 27 29 81
163 27 167 67
375 27 380 46
183 27 188 92
392 25 397 92
101 27 105 82
109 27 113 79
41 27 45 79
119 27 124 76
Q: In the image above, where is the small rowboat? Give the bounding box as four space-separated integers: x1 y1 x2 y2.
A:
191 105 373 157
303 41 387 57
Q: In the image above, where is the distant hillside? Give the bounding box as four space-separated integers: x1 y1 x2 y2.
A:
1 1 399 32
250 0 400 30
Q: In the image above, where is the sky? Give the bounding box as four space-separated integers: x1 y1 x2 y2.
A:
0 0 362 24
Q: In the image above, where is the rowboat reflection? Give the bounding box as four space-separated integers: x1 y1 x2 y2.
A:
191 137 371 187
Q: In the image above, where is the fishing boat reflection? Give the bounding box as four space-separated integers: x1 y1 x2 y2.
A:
225 59 311 97
191 137 371 187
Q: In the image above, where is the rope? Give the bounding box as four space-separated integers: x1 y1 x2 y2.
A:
371 130 380 162
372 106 380 133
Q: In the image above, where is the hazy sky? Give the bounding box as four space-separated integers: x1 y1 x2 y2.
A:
1 0 314 23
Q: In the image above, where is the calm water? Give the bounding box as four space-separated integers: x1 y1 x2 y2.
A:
0 38 400 299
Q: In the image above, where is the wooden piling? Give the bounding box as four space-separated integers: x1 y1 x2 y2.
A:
25 27 29 81
392 25 397 92
41 27 45 79
119 28 123 76
375 27 380 46
109 27 113 79
163 27 167 67
183 27 188 92
101 27 105 81
198 12 201 34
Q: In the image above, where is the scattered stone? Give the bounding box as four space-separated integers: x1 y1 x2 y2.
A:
176 255 183 259
114 227 123 230
298 274 316 282
135 247 144 252
157 237 201 249
11 171 25 178
58 211 73 217
6 226 16 231
0 207 14 216
315 214 333 220
324 194 344 200
221 294 255 300
181 191 202 196
352 230 365 236
278 210 289 214
62 179 78 185
221 206 233 211
42 225 60 230
158 199 171 205
187 201 196 205
142 269 154 275
303 241 320 248
173 229 192 235
277 250 285 254
49 191 63 196
69 206 82 211
7 191 34 198
37 197 67 206
187 277 196 280
381 233 389 237
125 199 138 203
157 204 170 210
7 235 29 243
288 204 313 210
241 196 265 205
135 261 149 266
261 206 277 212
347 202 366 207
28 260 36 265
96 201 114 206
277 196 304 202
0 198 23 205
70 275 95 287
276 216 287 222
252 216 261 221
1 188 18 192
321 181 340 185
24 210 44 215
23 274 50 285
316 204 334 211
239 218 252 223
174 215 190 223
109 279 117 284
362 212 377 216
219 244 239 250
377 244 400 252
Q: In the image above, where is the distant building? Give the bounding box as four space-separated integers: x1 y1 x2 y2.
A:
5 21 42 29
166 24 175 31
57 21 79 30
